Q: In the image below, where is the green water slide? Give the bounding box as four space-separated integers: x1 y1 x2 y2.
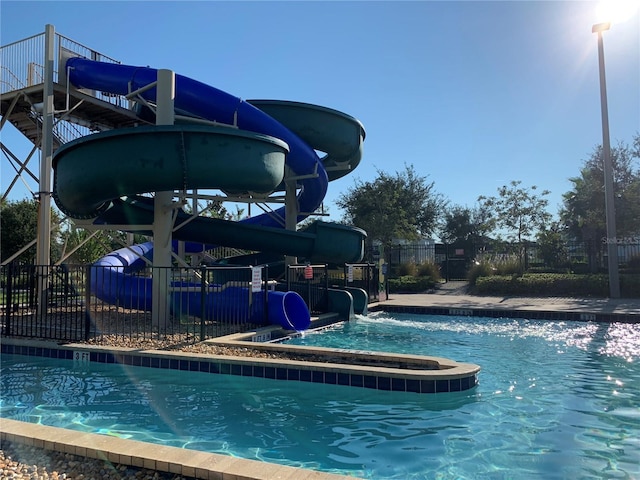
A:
52 58 368 330
54 109 365 263
247 100 364 183
54 124 287 219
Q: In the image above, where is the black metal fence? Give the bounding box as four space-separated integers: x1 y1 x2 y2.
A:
327 263 380 302
2 264 87 342
475 240 640 273
286 264 329 315
1 261 383 344
1 263 271 344
369 240 640 281
385 244 437 268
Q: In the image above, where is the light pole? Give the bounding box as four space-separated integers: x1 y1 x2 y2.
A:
592 22 620 298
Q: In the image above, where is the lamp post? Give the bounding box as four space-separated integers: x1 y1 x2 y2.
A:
592 22 620 298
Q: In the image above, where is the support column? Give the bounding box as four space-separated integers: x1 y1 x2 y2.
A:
36 24 55 314
152 69 175 327
284 166 298 267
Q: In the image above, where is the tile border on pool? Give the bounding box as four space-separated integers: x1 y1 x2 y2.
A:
1 338 480 395
371 304 639 323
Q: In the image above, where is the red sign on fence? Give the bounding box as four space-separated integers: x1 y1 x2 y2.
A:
304 265 313 280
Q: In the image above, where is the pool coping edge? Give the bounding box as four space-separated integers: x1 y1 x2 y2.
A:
0 418 357 480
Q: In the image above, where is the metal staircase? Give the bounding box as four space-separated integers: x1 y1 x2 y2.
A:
1 26 151 274
1 82 145 152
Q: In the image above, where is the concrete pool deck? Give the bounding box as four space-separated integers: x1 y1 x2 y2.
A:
374 281 640 320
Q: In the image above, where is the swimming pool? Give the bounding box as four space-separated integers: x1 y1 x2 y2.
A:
2 312 639 479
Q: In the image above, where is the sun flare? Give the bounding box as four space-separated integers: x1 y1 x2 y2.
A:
595 0 639 25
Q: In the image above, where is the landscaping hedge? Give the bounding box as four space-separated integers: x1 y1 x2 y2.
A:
472 273 639 298
388 275 437 293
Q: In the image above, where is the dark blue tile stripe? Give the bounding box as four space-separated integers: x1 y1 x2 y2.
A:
1 343 477 394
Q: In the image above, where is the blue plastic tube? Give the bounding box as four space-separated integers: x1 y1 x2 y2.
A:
90 244 310 330
65 58 328 224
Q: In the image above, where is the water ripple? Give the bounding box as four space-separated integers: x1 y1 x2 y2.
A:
3 314 640 479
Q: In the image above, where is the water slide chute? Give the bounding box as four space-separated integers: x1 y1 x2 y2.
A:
63 58 328 224
54 58 366 330
91 243 310 331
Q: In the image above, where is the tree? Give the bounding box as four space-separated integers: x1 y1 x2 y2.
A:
479 181 551 244
478 180 551 269
1 199 62 263
297 204 330 230
560 135 640 246
58 225 139 265
182 199 247 221
337 164 445 248
440 204 494 244
536 222 569 270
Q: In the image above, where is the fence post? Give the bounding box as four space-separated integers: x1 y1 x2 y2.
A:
324 264 329 311
5 264 14 336
200 266 206 341
84 265 91 341
445 243 450 282
35 265 44 324
28 265 36 309
264 265 269 325
306 266 312 309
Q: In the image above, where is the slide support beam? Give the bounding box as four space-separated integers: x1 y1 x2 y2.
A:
152 69 175 327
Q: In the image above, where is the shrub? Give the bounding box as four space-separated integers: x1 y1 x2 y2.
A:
472 273 612 297
527 266 571 274
416 262 441 281
396 262 418 277
621 274 640 297
571 262 592 274
625 254 640 274
388 275 436 293
493 258 523 276
467 261 494 287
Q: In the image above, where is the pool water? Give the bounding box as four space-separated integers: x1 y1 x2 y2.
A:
2 312 639 479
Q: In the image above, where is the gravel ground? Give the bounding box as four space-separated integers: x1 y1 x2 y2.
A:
0 440 191 480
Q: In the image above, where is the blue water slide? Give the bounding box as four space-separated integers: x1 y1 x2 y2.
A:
66 58 328 225
91 243 310 331
66 58 326 330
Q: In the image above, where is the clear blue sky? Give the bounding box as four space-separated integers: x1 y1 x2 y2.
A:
2 1 639 234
